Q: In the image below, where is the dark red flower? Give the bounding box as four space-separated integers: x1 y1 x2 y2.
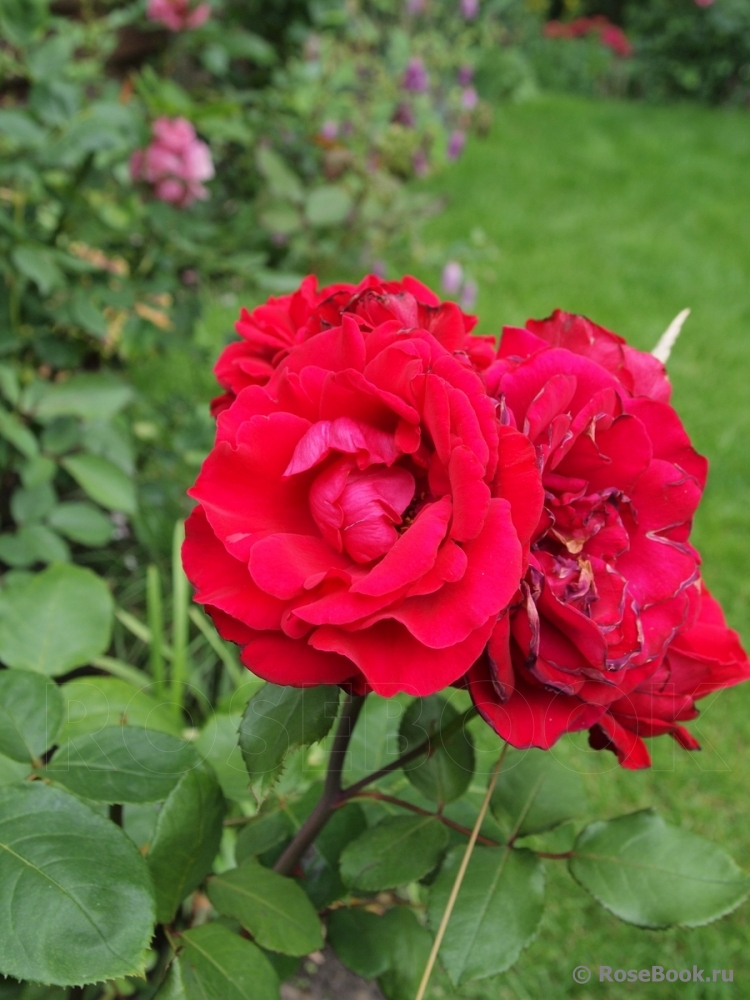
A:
185 312 543 697
467 314 712 764
543 16 632 58
210 274 491 415
589 585 750 767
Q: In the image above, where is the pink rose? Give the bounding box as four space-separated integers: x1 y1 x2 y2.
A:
146 0 211 32
130 117 214 208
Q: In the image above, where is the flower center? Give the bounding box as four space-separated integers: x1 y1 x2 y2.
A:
309 458 416 563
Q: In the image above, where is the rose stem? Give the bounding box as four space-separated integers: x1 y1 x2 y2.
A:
235 704 476 852
414 743 508 1000
340 705 478 801
346 790 500 847
274 692 366 876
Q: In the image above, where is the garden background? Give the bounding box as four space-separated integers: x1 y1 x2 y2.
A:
1 1 750 998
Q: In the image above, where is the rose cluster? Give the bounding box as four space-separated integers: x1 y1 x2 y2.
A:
184 276 749 769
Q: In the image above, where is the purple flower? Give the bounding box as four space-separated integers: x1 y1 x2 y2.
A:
460 0 479 19
460 278 478 311
447 129 466 161
320 120 339 141
406 0 426 12
461 86 478 110
403 57 429 94
441 261 464 296
458 64 474 86
371 259 387 278
413 150 429 177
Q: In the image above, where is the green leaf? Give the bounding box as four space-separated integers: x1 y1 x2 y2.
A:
0 406 38 458
0 752 31 787
239 683 339 783
46 725 199 803
569 808 750 929
41 416 81 454
258 204 303 236
428 846 544 985
491 748 587 837
147 763 226 923
30 374 133 422
0 365 20 407
344 693 406 786
235 810 293 865
305 185 353 227
0 782 155 986
0 530 38 568
62 453 136 514
174 924 279 1000
82 420 134 474
47 502 113 546
24 525 69 564
11 246 64 296
58 676 182 742
256 146 304 203
0 563 113 675
70 291 108 339
340 815 449 891
400 696 475 805
301 803 367 909
328 906 431 1000
207 859 324 956
0 110 47 148
196 713 250 801
0 669 62 763
20 454 56 488
10 482 56 524
377 907 433 1000
327 908 392 980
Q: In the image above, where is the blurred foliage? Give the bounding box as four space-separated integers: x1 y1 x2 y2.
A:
528 0 750 103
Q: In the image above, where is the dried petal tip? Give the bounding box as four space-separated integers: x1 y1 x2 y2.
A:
652 307 690 364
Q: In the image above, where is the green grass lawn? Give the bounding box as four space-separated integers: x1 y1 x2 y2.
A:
408 95 750 1000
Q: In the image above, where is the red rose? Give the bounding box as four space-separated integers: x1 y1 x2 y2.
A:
184 313 543 697
589 585 750 768
524 309 671 403
210 273 492 415
210 275 353 416
467 315 710 762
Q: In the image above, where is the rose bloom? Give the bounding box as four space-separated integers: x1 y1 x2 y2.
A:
211 274 496 415
183 315 543 697
146 0 211 31
590 584 750 767
130 117 214 208
465 311 749 767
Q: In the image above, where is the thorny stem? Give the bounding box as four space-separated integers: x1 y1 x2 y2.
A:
272 700 478 876
347 791 501 847
274 693 366 876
